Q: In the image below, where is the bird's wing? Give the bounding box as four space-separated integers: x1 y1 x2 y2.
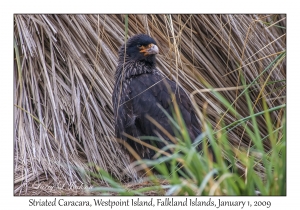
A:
113 71 201 159
113 79 132 140
127 72 201 143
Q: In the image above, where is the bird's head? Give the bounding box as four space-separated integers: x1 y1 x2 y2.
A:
118 34 159 66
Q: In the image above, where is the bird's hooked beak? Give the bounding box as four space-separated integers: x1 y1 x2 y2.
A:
139 43 159 56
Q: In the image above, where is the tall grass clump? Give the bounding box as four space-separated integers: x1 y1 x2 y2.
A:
14 14 285 195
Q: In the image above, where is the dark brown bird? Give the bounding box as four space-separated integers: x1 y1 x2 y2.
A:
113 34 202 160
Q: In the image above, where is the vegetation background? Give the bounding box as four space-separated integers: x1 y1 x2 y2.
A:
14 14 286 195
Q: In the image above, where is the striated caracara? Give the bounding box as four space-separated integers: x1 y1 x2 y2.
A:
112 34 202 160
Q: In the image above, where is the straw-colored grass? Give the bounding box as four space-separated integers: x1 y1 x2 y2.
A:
14 14 286 195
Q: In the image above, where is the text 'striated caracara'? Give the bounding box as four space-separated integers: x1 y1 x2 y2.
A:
113 34 202 159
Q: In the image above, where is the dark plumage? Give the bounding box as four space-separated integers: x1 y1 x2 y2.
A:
113 34 201 159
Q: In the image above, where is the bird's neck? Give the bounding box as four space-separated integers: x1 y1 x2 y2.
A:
115 60 156 81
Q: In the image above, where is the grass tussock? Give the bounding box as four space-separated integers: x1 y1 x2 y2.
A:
14 14 286 195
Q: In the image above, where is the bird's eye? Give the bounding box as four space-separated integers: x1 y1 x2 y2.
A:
137 44 142 48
